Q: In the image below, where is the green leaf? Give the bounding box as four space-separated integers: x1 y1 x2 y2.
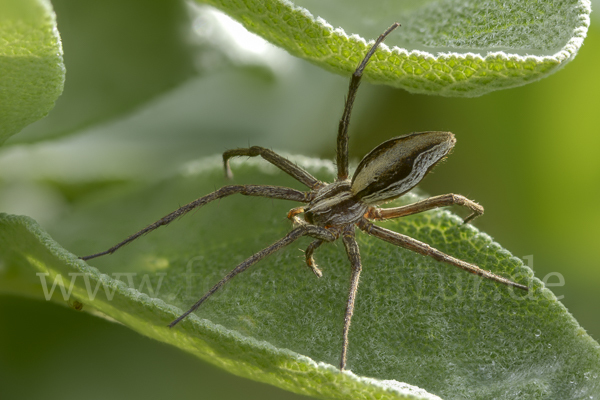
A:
0 0 64 145
12 0 199 144
2 0 591 146
1 157 598 399
205 0 591 96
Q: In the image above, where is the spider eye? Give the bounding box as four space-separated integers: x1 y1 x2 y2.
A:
351 131 455 205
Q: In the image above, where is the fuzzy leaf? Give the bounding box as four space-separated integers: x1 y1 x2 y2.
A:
1 157 599 400
204 0 591 96
12 0 199 144
0 0 64 144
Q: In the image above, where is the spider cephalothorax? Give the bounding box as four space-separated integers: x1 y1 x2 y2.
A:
81 23 528 370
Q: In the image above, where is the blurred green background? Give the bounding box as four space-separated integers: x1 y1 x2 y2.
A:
0 1 598 399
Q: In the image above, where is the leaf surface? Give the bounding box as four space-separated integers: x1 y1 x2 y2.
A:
204 0 591 96
1 157 598 400
0 0 64 144
12 0 199 144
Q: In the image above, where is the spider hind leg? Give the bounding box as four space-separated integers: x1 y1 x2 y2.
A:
358 218 529 291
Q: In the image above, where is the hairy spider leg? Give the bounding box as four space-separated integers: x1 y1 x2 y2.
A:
169 224 337 328
340 228 362 370
357 219 529 291
223 146 322 189
336 23 400 181
80 185 310 261
367 193 485 224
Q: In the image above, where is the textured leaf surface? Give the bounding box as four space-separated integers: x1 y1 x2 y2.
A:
204 0 591 96
1 157 599 400
2 0 591 147
12 0 199 144
0 0 64 144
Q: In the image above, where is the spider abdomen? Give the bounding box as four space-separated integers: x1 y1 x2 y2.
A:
351 131 455 205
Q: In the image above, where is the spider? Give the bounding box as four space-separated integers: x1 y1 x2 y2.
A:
81 23 528 371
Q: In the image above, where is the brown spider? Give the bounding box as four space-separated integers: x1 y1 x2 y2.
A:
81 23 528 371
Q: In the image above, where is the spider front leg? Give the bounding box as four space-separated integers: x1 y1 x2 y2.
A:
169 224 337 327
336 23 399 180
223 146 322 189
367 193 484 224
80 185 310 260
357 219 529 291
340 227 362 370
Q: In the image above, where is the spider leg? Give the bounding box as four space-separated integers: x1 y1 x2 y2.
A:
357 219 528 291
80 185 310 261
223 146 322 189
169 224 336 328
336 23 399 181
305 239 324 277
339 227 362 370
367 193 484 224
